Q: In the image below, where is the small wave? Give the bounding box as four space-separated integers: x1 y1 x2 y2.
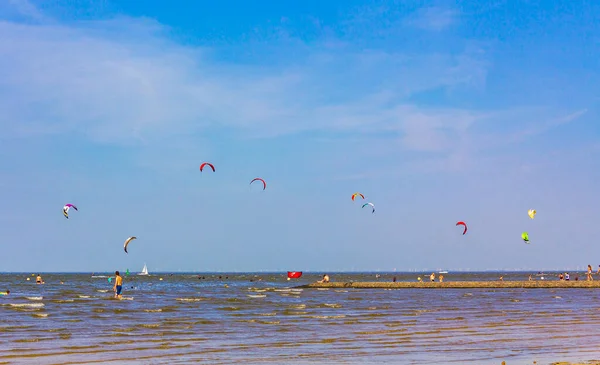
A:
26 296 43 301
141 323 160 328
144 309 163 312
257 320 280 325
53 299 74 303
437 317 465 321
97 290 108 293
32 313 48 318
274 289 291 292
289 304 306 309
323 303 342 308
176 298 206 302
283 310 308 315
218 306 240 311
78 295 91 299
8 303 45 308
306 315 346 319
247 294 266 298
91 276 107 278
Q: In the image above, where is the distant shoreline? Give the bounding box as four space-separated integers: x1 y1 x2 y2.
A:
299 281 600 289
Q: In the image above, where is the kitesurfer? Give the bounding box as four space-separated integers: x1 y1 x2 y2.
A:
113 271 123 299
0 290 9 296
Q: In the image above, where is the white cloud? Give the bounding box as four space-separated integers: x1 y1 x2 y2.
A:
406 6 459 32
0 2 490 149
5 0 48 22
1 1 589 180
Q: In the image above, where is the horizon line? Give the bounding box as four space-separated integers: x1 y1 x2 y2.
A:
0 269 589 274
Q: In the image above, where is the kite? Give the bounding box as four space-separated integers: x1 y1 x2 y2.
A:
123 236 137 254
362 202 375 213
522 232 530 243
456 221 468 235
250 178 267 190
528 209 536 219
63 204 78 219
200 162 215 172
351 193 365 201
287 271 302 279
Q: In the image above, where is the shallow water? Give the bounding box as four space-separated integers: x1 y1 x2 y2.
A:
1 272 600 364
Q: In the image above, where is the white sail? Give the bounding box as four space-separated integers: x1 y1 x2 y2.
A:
138 263 149 276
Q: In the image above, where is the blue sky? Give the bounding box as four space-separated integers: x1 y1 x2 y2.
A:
1 0 599 272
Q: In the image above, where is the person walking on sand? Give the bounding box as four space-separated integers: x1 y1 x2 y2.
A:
113 271 123 299
439 274 444 283
430 273 435 282
587 265 594 281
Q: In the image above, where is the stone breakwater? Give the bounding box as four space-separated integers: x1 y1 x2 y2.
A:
299 281 600 289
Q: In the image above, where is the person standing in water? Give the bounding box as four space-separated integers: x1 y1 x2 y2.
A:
113 271 123 299
36 274 44 284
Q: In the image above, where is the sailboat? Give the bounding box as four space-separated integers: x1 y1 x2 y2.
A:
138 263 149 276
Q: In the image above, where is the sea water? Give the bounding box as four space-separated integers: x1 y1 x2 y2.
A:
1 272 599 364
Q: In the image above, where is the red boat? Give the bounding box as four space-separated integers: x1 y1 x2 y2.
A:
287 271 302 279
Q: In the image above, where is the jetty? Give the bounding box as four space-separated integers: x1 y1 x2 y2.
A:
298 281 600 289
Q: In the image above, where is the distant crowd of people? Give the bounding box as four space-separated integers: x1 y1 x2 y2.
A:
314 265 600 285
549 264 600 282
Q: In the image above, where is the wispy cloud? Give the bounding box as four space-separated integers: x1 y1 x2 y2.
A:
406 6 459 32
5 0 48 22
0 3 488 149
0 1 587 179
509 109 589 142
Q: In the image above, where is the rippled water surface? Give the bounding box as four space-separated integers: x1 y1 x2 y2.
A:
2 272 600 364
